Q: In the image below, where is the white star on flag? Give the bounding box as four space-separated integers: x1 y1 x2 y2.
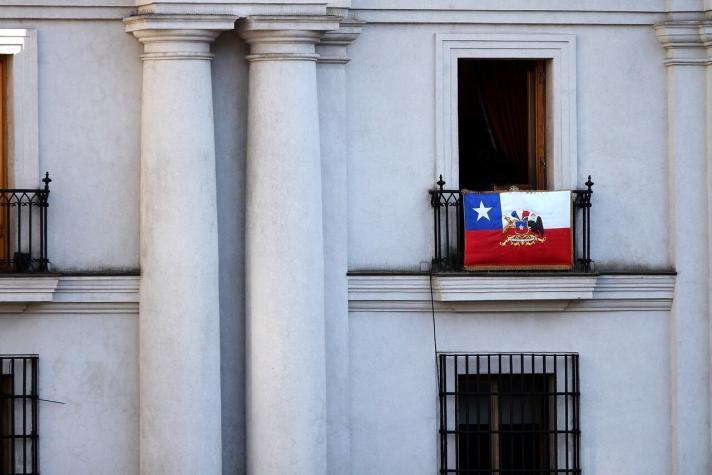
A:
473 201 492 221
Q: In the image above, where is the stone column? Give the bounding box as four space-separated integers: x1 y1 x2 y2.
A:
315 18 361 474
656 22 711 475
124 15 236 475
239 15 340 475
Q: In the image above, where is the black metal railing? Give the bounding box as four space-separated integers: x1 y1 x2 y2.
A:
429 176 594 272
0 355 39 475
438 353 581 475
0 173 51 273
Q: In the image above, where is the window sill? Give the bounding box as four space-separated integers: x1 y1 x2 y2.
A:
347 272 675 313
0 275 59 302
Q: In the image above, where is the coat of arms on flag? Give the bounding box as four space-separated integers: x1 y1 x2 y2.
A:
463 190 572 270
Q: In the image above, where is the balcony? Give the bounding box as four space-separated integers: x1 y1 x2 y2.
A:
348 176 676 312
0 173 51 273
429 176 593 273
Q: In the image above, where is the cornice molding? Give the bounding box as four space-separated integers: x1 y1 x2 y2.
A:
655 19 712 65
347 273 675 313
0 275 139 315
124 13 238 32
317 17 364 64
239 15 341 62
124 14 237 60
0 277 59 302
239 14 341 32
135 1 327 17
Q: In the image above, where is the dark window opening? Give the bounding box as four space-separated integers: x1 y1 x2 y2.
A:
458 59 546 191
0 356 38 475
439 353 580 474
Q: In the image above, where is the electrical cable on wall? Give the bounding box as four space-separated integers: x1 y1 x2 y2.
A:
429 271 440 386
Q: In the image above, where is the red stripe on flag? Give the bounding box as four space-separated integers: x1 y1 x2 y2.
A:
464 228 572 269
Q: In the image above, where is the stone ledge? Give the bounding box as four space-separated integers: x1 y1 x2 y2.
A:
0 276 59 302
0 275 140 313
348 273 675 313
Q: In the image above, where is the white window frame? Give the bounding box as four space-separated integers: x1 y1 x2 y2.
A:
435 33 577 190
0 29 39 189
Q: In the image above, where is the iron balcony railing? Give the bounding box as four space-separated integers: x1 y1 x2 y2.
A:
0 173 51 273
429 176 593 272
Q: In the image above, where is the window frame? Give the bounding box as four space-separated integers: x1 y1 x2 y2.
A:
435 33 578 191
0 29 39 189
438 353 581 474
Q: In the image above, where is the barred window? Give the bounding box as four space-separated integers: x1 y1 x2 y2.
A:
438 353 580 474
0 356 38 475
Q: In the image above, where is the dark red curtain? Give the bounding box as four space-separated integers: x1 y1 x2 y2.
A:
475 62 529 182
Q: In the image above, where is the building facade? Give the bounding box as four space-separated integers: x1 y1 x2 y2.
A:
0 0 709 474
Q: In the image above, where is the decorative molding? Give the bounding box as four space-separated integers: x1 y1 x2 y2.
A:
136 1 327 17
351 9 667 26
0 6 133 20
124 13 238 32
124 14 238 60
353 0 667 13
238 15 341 62
52 275 140 303
655 20 712 65
348 273 676 313
0 29 40 189
434 33 578 190
431 275 598 301
0 275 139 315
0 277 59 302
317 18 364 64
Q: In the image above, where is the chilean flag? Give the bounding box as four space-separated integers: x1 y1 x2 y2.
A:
463 191 572 270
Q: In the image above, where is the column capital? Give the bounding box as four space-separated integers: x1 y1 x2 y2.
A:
238 15 341 62
655 20 707 66
124 14 237 60
317 18 364 64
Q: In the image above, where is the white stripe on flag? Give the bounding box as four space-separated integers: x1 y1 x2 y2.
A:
499 191 571 229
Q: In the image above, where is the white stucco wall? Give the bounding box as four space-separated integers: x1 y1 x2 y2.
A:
0 312 138 475
346 23 670 271
39 20 141 271
349 309 671 474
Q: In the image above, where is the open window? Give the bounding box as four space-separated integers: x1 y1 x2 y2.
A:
458 59 546 191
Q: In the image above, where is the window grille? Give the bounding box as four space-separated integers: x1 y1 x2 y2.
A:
438 353 580 474
0 356 38 475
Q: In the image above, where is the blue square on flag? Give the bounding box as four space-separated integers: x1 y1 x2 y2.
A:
464 193 502 231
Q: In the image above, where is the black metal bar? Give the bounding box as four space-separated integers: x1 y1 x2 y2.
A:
564 356 569 471
454 356 459 474
440 355 447 474
10 358 15 475
5 195 10 272
33 356 38 475
27 196 32 271
22 358 26 475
